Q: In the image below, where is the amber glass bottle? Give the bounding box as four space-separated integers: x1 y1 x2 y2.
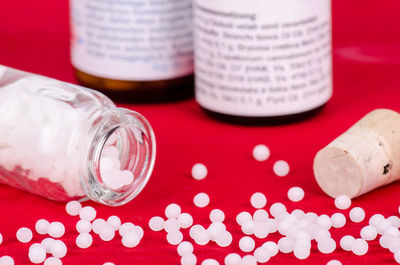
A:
193 0 332 124
70 0 194 102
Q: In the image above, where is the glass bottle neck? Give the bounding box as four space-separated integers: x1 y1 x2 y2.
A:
80 108 156 206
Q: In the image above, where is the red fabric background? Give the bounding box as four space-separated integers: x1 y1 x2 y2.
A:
1 0 400 264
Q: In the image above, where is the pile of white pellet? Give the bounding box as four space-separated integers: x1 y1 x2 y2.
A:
1 144 400 265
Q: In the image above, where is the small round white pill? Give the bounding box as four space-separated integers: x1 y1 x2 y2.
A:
107 216 121 230
273 160 290 177
177 241 193 256
16 227 33 243
252 144 270 162
48 222 65 238
28 244 46 264
165 203 182 219
241 255 257 265
253 222 269 239
35 219 49 235
103 263 115 265
241 220 255 235
331 213 346 228
178 213 193 229
349 207 365 223
215 230 233 247
76 233 93 249
236 212 252 226
0 256 14 265
99 225 115 241
270 202 287 218
92 219 108 234
43 257 62 265
65 200 82 216
76 219 92 234
327 260 342 265
41 238 55 253
254 247 271 263
201 259 219 265
352 238 368 255
224 253 241 265
167 230 183 245
194 193 210 208
262 241 279 256
334 195 351 210
122 231 141 248
360 225 377 241
239 236 255 252
317 214 332 230
278 237 294 253
50 240 67 258
149 216 165 231
340 235 355 251
250 192 267 209
369 214 384 227
293 243 311 260
191 163 208 180
181 253 197 265
79 206 96 221
288 187 304 202
118 222 135 237
317 238 336 254
164 218 180 233
253 209 269 222
210 209 225 223
0 233 2 245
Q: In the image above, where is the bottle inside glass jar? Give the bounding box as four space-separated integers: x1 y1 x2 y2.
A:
0 65 156 206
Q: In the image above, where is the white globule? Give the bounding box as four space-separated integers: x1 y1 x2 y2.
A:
0 256 14 265
331 213 346 228
66 200 82 216
122 231 141 248
254 247 271 262
327 260 342 265
0 233 2 245
273 160 290 177
224 253 241 265
194 193 210 208
28 244 46 264
236 212 252 226
181 253 197 265
317 214 332 230
164 218 180 233
253 209 269 222
349 207 365 223
215 231 233 247
35 219 49 235
50 240 67 258
149 216 165 231
250 192 267 209
241 255 257 265
340 235 355 251
79 206 96 222
369 214 384 227
165 203 182 219
352 238 368 256
278 237 294 253
48 222 65 238
201 259 219 265
334 195 351 210
76 219 92 234
360 225 378 241
177 241 194 256
270 203 287 218
43 257 62 265
118 222 135 237
238 236 255 252
287 187 305 202
16 227 33 243
317 238 336 254
92 219 108 234
166 231 184 245
107 216 122 230
252 144 270 162
99 225 115 241
191 163 208 180
178 213 193 229
262 241 279 256
210 209 225 223
76 233 93 249
41 238 55 253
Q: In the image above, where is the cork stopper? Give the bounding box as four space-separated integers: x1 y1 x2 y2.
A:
313 109 400 198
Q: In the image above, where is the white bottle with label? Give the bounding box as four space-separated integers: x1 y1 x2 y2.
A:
70 0 194 101
194 0 332 123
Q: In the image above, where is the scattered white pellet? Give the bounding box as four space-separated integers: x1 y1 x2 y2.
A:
76 233 93 249
103 263 115 265
327 260 342 265
291 209 305 219
278 237 294 253
287 187 304 202
266 219 279 233
79 206 96 221
76 219 92 234
369 214 384 227
41 238 55 253
254 246 271 262
273 160 290 177
236 212 252 226
164 218 181 233
253 222 269 239
376 219 392 235
16 227 33 243
317 238 336 254
253 209 269 222
252 144 270 162
340 235 355 251
43 257 62 265
349 207 365 223
224 253 241 265
194 193 210 208
314 228 331 242
149 216 165 231
241 255 257 265
317 214 332 230
167 230 183 245
181 253 197 265
201 259 219 265
28 244 46 264
178 213 193 229
48 222 65 238
360 225 378 241
0 233 2 245
241 220 255 235
118 222 135 237
0 256 14 265
270 202 287 218
192 229 210 246
239 236 256 252
192 163 208 180
122 231 141 248
215 230 233 247
107 216 121 230
208 222 226 240
99 225 115 241
262 241 279 256
133 226 144 239
165 203 182 219
35 219 49 235
250 192 267 209
331 213 346 228
50 240 67 258
388 216 400 228
352 238 368 255
65 200 82 216
177 241 193 256
210 209 225 223
293 242 311 260
334 195 351 210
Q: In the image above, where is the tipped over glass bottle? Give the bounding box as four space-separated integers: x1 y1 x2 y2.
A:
0 65 156 206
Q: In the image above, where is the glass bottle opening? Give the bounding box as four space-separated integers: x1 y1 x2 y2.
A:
81 109 156 206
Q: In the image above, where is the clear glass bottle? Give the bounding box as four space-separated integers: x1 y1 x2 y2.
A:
0 65 156 206
70 0 194 102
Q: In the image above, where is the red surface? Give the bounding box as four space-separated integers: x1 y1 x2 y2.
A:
1 0 400 264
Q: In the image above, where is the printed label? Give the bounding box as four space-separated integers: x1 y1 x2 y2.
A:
194 0 332 116
70 0 193 81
